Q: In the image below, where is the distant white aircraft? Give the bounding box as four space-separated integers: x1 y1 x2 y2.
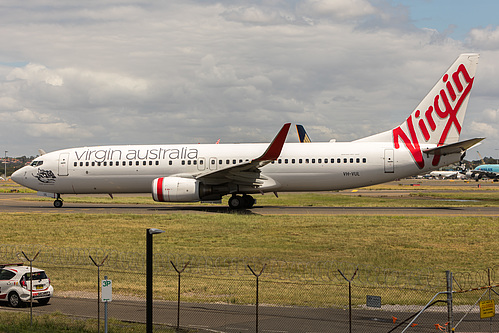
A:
12 54 483 209
428 170 465 179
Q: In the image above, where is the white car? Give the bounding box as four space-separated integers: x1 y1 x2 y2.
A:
0 263 53 307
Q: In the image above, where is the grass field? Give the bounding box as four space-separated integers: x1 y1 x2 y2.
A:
2 179 498 271
1 180 498 307
0 311 175 332
2 212 497 272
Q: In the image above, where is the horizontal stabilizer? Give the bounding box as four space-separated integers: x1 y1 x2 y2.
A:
423 137 484 155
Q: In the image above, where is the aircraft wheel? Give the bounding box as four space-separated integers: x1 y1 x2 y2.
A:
54 199 63 208
228 195 243 209
242 195 255 208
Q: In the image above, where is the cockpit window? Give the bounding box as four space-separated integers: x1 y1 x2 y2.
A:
31 160 44 167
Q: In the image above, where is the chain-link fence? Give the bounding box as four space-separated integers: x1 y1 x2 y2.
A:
1 243 498 332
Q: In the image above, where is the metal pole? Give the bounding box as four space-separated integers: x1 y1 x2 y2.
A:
146 228 165 333
22 251 40 327
401 291 448 332
338 268 358 333
177 269 181 329
104 275 108 333
146 230 153 333
348 280 352 333
98 265 100 333
30 260 33 324
89 255 108 333
488 268 492 333
248 264 266 333
171 261 190 331
4 151 7 180
446 271 453 332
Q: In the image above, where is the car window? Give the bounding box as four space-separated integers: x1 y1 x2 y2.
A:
0 269 16 280
24 271 48 280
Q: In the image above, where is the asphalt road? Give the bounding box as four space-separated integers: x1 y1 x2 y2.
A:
3 295 497 332
2 192 499 216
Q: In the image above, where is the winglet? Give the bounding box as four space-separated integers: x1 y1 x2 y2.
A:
254 123 291 161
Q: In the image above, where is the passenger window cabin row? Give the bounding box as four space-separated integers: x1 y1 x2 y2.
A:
74 160 161 167
273 157 367 164
73 157 367 168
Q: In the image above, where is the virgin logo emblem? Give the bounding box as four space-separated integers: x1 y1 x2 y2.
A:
393 63 474 169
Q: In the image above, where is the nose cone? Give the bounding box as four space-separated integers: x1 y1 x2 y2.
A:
11 167 29 187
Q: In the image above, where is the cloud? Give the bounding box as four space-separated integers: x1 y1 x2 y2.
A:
299 0 377 20
8 109 54 123
467 26 499 50
7 63 63 86
0 1 498 157
470 121 499 139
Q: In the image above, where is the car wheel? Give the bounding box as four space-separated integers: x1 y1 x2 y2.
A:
8 292 22 308
37 298 50 305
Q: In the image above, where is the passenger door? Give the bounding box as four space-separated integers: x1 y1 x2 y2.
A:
58 153 70 176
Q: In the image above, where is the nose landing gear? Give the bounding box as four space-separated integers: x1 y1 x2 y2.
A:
53 194 63 208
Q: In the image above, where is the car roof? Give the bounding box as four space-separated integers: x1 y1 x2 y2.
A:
0 263 45 273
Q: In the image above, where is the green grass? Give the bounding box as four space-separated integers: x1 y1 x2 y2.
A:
0 311 177 332
2 213 497 271
15 189 499 207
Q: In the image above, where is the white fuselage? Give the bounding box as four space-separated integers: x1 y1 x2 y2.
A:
12 141 459 196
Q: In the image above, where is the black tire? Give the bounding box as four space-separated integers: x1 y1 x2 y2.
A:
8 292 22 308
37 298 50 305
228 195 243 209
242 195 255 208
54 199 63 208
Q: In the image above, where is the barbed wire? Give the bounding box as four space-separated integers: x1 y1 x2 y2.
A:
0 243 496 289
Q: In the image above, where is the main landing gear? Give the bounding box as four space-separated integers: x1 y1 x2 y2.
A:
53 194 63 208
228 194 256 209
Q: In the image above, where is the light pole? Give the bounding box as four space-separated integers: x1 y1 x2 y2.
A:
4 151 7 180
146 228 165 333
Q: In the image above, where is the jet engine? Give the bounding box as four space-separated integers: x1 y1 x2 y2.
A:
152 177 237 202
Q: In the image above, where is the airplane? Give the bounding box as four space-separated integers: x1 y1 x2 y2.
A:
12 53 484 209
427 169 465 179
468 164 499 181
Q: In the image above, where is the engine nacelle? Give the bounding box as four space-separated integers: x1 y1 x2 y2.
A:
152 177 237 202
152 177 200 202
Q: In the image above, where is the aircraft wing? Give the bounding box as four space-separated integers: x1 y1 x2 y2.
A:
423 138 484 156
193 123 291 186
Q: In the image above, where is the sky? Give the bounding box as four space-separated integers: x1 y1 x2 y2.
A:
1 0 499 161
